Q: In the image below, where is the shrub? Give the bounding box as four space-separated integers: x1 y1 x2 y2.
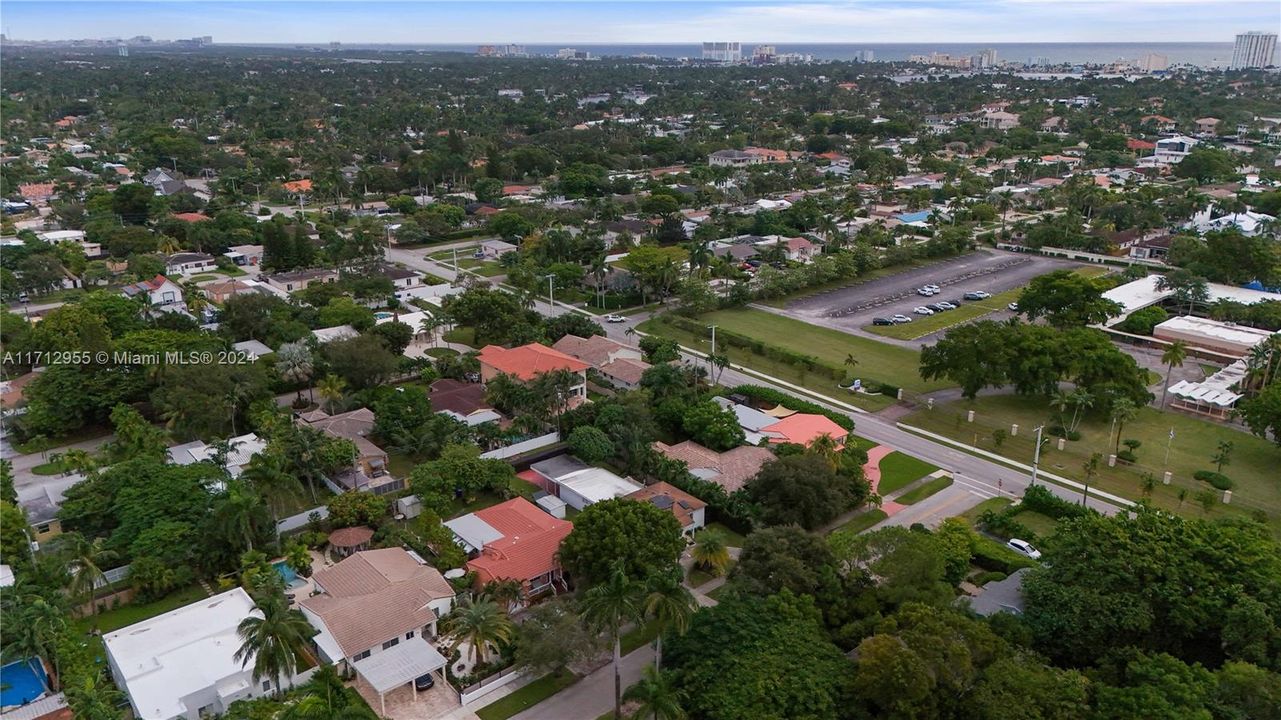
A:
1116 450 1138 463
970 537 1036 574
1114 306 1168 335
973 570 1008 586
978 509 1035 541
1019 484 1092 521
1193 470 1233 490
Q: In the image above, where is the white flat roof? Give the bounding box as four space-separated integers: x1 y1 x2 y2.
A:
444 514 504 553
103 588 260 720
1154 316 1275 348
353 640 446 694
1103 275 1281 318
557 467 643 503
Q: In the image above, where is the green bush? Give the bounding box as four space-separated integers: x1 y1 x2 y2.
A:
971 537 1037 574
973 570 1008 586
978 509 1035 541
1114 306 1168 335
1116 450 1138 463
1019 484 1092 521
1193 470 1233 490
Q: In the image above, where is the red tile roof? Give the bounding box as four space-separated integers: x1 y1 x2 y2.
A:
283 178 313 193
172 212 212 222
467 497 572 586
1126 138 1157 151
762 413 847 447
478 343 589 381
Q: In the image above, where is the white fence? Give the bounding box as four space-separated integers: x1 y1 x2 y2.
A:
457 667 526 705
276 505 330 534
480 431 560 460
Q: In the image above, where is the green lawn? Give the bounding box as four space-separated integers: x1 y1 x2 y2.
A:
441 477 538 519
74 584 212 662
875 452 941 496
759 257 936 307
31 459 72 476
686 567 717 588
902 395 1280 532
706 583 733 602
425 347 459 358
865 266 1109 341
386 452 418 479
442 326 477 347
1012 509 1059 538
829 508 888 535
698 521 748 548
620 620 662 654
475 670 579 720
896 476 954 505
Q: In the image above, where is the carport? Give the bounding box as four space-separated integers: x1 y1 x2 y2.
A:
353 641 448 716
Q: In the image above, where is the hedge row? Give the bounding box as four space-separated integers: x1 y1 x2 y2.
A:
1019 484 1094 521
728 384 856 432
661 315 846 382
970 536 1038 574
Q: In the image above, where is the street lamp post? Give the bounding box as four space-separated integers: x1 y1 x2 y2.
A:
1030 424 1045 486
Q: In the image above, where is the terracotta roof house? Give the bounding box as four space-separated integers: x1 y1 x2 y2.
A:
428 378 503 426
447 497 572 597
652 440 774 493
299 548 453 713
477 343 589 407
283 178 313 194
761 413 848 448
1126 138 1157 151
172 212 212 223
18 182 56 203
627 481 707 535
202 279 256 304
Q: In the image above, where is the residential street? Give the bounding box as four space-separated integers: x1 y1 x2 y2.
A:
509 644 656 720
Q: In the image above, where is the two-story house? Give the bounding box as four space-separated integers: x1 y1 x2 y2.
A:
477 343 590 408
551 334 652 390
121 274 184 306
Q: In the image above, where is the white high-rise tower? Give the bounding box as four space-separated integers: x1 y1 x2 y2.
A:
1230 31 1277 70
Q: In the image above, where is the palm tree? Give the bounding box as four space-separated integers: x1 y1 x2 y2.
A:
1109 398 1139 455
56 532 118 628
241 452 303 520
2 591 69 686
235 594 314 696
684 240 711 279
623 665 686 720
316 374 346 414
843 353 859 382
1081 452 1102 506
643 575 695 671
996 190 1015 234
63 667 124 717
1067 389 1093 433
277 341 315 404
59 448 98 477
215 480 268 553
1159 341 1187 409
419 315 444 348
690 530 731 577
483 578 526 610
445 595 515 666
1050 389 1072 429
580 563 643 720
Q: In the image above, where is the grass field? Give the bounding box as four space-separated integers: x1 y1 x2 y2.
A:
758 257 937 308
896 476 954 505
865 266 1110 341
442 326 477 347
829 508 888 535
697 522 749 548
959 497 1013 525
902 395 1280 532
876 452 942 495
475 670 578 720
1011 509 1059 538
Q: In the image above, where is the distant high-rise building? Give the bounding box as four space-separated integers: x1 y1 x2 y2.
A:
477 45 496 57
200 36 213 46
973 48 998 68
1027 56 1050 67
702 42 742 63
1139 52 1169 73
857 49 875 62
118 44 128 57
1230 31 1277 69
753 45 776 62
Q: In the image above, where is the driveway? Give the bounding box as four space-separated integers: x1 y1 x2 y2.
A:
352 673 459 720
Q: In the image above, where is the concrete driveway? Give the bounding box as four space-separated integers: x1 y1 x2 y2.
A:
352 673 460 720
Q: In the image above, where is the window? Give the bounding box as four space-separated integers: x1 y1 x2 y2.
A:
261 680 272 692
353 649 371 662
405 631 415 640
382 637 399 650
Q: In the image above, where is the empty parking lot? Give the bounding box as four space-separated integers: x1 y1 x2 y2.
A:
773 250 1083 346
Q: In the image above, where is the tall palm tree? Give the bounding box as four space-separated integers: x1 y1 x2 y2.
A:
643 575 695 671
690 530 731 577
482 578 525 610
580 564 642 720
56 532 118 628
1067 389 1093 433
623 665 686 720
235 594 315 696
1109 398 1139 455
276 341 315 404
445 595 515 666
316 374 346 414
241 452 303 520
2 590 69 686
1159 340 1188 409
215 480 269 553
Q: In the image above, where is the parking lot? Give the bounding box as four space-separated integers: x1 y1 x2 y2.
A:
777 250 1082 346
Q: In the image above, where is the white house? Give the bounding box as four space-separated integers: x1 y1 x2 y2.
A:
165 252 217 275
1188 209 1276 237
1152 136 1198 164
527 455 643 510
978 111 1020 131
104 588 315 720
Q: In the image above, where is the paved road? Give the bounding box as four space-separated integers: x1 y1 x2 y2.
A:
510 644 656 720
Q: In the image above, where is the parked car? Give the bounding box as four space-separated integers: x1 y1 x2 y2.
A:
604 314 626 323
927 303 948 312
937 301 958 310
964 290 992 300
913 306 935 315
414 674 436 691
945 299 965 307
872 317 895 326
1008 302 1019 311
923 284 941 293
891 314 912 323
917 287 936 296
1006 538 1042 560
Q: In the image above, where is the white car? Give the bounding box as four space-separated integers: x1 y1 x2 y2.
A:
1007 538 1042 560
604 314 626 323
936 301 958 310
1008 302 1019 312
913 306 935 315
891 314 912 323
923 284 941 293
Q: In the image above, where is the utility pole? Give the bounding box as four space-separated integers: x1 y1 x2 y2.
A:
545 274 555 311
708 324 717 376
1030 424 1044 487
452 247 459 272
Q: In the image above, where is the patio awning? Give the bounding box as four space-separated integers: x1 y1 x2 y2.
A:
353 640 447 695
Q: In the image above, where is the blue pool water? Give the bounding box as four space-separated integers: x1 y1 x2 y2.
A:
273 560 304 588
374 311 394 320
0 658 48 708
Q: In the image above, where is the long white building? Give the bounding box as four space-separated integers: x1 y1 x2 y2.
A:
702 42 741 63
1230 31 1277 70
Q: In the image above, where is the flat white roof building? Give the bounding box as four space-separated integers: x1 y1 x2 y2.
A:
1103 275 1281 320
104 588 311 720
555 467 643 510
1153 316 1276 357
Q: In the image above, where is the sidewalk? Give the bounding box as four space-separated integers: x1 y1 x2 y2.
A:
509 644 656 720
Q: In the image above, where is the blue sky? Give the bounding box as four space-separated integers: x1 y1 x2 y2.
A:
2 1 1277 43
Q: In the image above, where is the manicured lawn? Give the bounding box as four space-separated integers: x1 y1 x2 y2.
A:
188 274 220 283
896 476 954 505
865 267 1109 341
386 452 418 479
83 585 213 634
475 670 578 720
1012 509 1059 538
425 347 459 358
902 394 1281 533
441 477 539 520
688 308 949 394
470 264 508 278
958 497 1013 526
875 452 941 496
829 508 888 536
31 459 72 476
687 567 717 588
620 621 661 655
442 326 477 347
15 426 111 455
698 522 748 548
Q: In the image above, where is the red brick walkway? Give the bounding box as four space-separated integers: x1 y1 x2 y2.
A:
863 445 907 517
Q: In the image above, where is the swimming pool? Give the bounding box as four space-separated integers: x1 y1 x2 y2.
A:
0 658 48 709
273 560 307 590
374 311 394 320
